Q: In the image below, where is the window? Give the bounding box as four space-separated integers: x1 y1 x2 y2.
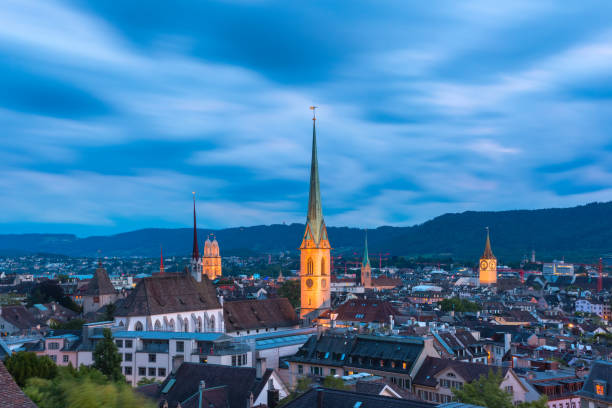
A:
595 382 605 396
148 367 156 377
124 366 132 375
298 365 303 374
321 258 326 275
330 369 336 376
134 321 143 331
138 367 146 376
48 342 60 350
115 340 123 348
176 341 184 352
124 353 132 362
63 355 69 363
50 355 57 362
505 386 513 394
125 340 133 348
158 368 166 377
148 354 156 363
307 259 313 275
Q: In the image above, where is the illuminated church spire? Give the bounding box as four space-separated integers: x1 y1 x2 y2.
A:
360 230 372 288
362 230 370 268
479 227 497 285
300 106 331 322
306 106 325 245
482 227 495 259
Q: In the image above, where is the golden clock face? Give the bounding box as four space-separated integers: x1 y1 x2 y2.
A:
306 278 314 288
480 260 488 270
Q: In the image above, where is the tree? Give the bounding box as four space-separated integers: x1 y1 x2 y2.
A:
322 375 346 390
24 365 155 408
102 303 116 322
137 377 160 386
27 280 81 313
518 395 549 408
50 319 86 330
93 328 123 382
440 297 480 313
4 351 58 387
278 280 300 308
453 370 513 408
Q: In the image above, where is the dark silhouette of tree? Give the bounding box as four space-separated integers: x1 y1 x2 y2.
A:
4 351 57 387
92 329 123 382
27 279 81 313
278 280 300 308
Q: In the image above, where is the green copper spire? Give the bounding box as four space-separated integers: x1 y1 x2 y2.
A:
362 230 370 268
306 109 324 244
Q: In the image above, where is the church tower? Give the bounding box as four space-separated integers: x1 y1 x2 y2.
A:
203 235 222 280
360 231 372 288
190 193 203 282
300 108 331 322
479 227 497 285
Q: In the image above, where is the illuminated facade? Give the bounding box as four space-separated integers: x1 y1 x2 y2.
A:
300 111 331 322
203 235 222 280
479 228 497 285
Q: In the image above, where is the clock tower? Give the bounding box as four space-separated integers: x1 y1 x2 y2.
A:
479 228 497 285
300 108 331 323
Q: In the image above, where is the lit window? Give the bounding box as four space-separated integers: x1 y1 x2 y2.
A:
595 382 605 396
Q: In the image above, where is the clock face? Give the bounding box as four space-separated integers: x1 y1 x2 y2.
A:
306 278 314 288
480 260 488 270
321 279 326 288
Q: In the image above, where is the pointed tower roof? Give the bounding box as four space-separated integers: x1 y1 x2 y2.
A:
192 193 200 261
362 230 370 268
482 227 496 259
160 246 164 274
306 108 325 244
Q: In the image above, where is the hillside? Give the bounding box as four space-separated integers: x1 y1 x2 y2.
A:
0 202 611 262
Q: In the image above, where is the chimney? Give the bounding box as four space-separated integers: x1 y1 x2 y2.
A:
267 380 279 408
256 358 267 379
504 333 512 353
317 388 324 408
198 380 205 408
389 315 394 330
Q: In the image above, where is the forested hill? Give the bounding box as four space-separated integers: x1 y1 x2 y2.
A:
0 202 611 262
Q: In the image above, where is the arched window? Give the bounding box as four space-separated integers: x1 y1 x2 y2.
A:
321 258 326 275
154 320 161 331
134 321 143 331
197 317 202 332
210 315 215 332
169 319 175 331
184 318 189 332
307 258 313 275
118 321 124 327
308 297 312 306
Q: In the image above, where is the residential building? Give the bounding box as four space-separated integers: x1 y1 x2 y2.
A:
287 331 440 390
576 360 612 408
81 262 118 315
223 298 299 337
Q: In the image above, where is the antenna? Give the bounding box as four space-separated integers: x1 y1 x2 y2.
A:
310 105 318 120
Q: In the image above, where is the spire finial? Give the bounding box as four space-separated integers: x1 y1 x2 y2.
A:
192 192 200 261
483 226 495 259
310 105 317 121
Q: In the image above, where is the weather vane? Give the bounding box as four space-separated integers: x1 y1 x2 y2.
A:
310 105 318 120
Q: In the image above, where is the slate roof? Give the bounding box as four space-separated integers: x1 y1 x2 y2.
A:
155 362 264 408
289 333 425 374
223 298 298 332
0 306 38 330
115 273 220 317
332 299 399 324
85 265 116 296
0 361 37 408
413 357 509 388
576 360 612 402
282 387 433 408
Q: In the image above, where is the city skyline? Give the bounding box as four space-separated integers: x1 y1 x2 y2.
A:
2 1 612 235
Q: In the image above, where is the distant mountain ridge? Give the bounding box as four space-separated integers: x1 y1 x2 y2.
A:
1 202 611 262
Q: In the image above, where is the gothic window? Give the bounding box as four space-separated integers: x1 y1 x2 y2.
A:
321 258 326 275
154 320 161 331
169 319 175 331
134 321 143 331
196 317 202 332
183 318 189 332
307 259 313 275
309 297 312 306
210 315 215 332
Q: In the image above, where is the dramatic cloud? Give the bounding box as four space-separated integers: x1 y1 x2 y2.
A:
1 0 612 234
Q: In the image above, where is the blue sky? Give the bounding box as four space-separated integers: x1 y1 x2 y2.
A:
1 1 612 236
